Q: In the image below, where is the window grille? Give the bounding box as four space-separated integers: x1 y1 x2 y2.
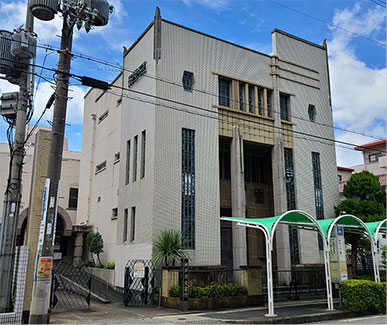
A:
182 128 195 249
312 152 324 250
267 90 272 117
248 85 254 113
141 130 146 178
130 207 136 242
284 148 299 264
218 78 230 107
68 188 78 209
280 94 290 121
182 71 194 91
258 88 263 115
308 104 316 122
133 135 138 182
123 208 128 242
125 140 130 184
239 82 245 111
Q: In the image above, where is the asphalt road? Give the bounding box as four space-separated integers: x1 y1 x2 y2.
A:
316 314 387 324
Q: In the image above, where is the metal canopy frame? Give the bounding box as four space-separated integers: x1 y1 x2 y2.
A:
221 211 386 317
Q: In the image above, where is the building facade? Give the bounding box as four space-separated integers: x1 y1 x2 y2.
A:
79 9 339 287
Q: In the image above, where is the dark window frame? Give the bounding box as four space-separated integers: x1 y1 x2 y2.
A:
68 187 78 210
218 77 231 107
182 71 194 92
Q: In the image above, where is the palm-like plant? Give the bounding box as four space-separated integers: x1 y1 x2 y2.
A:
152 229 190 266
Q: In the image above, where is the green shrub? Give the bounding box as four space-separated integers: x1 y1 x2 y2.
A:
169 283 247 298
104 262 115 269
82 260 95 267
380 269 386 282
339 279 386 314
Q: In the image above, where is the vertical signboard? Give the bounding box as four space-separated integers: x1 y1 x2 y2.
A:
180 258 189 311
329 226 348 283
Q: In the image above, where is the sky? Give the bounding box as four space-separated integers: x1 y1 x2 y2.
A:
0 0 386 167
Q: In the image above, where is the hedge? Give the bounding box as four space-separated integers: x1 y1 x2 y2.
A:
169 283 248 298
339 279 386 314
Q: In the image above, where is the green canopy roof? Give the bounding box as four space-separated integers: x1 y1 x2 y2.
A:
365 220 387 239
317 216 367 239
222 211 318 235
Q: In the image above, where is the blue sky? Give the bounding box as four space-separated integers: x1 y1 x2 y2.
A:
0 0 386 167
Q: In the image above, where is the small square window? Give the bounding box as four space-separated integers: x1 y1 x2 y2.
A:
308 104 316 122
182 71 194 92
111 208 118 220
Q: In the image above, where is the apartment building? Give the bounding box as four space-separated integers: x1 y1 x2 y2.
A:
79 8 339 287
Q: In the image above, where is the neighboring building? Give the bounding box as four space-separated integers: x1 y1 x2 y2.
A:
79 9 339 287
338 166 354 193
0 125 81 261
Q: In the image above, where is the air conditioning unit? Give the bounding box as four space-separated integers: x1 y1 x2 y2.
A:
0 92 19 120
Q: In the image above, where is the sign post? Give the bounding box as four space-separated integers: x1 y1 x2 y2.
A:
180 258 189 312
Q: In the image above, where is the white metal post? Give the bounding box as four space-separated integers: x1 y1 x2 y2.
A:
371 243 380 282
264 233 276 317
323 243 334 310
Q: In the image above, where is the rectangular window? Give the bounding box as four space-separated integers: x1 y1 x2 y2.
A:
133 135 138 182
369 152 384 163
312 152 324 250
239 82 245 111
141 130 146 178
280 94 290 121
219 149 231 180
95 161 106 174
114 152 120 163
248 85 254 113
123 208 128 242
98 110 109 123
218 78 230 107
130 207 136 242
258 88 264 115
111 208 118 220
267 90 272 117
68 188 78 209
125 140 130 184
182 128 195 249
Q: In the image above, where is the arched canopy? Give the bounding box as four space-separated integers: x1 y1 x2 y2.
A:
316 215 374 243
222 210 325 244
365 220 387 240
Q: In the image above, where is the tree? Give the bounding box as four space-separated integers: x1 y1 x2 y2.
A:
85 232 104 266
335 171 386 276
152 229 190 267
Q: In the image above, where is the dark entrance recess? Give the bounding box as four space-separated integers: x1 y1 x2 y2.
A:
220 208 233 270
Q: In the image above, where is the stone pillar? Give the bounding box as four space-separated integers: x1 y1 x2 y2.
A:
73 232 84 266
230 126 247 270
22 130 51 321
270 54 291 283
240 265 262 295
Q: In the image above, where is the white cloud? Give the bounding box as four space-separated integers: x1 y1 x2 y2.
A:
182 0 230 11
31 82 86 126
328 3 386 167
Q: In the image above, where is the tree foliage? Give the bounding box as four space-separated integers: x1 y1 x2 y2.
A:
86 232 104 266
152 229 190 267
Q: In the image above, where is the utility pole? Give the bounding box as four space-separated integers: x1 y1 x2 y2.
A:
0 6 34 312
28 1 112 322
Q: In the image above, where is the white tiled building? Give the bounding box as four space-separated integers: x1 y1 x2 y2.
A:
78 9 339 287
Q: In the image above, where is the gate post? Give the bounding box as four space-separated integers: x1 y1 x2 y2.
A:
123 266 130 306
143 267 149 305
180 258 189 311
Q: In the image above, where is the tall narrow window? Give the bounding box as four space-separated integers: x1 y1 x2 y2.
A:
267 90 272 117
141 130 146 178
248 85 254 113
258 88 264 115
239 82 245 111
285 148 299 264
308 104 316 122
182 71 194 91
312 152 324 250
125 140 130 185
218 77 230 107
133 135 138 182
130 207 136 242
68 188 78 209
182 128 195 249
123 208 128 242
280 94 290 121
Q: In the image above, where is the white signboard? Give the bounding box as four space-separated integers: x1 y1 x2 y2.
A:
38 179 50 249
133 262 145 278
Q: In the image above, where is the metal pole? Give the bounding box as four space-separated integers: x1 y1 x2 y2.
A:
0 4 34 312
29 18 73 324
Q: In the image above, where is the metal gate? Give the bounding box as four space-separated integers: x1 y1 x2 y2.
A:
123 259 154 306
50 261 91 311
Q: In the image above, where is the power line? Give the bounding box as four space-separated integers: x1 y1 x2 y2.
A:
2 56 385 154
370 0 386 8
267 0 386 47
1 38 383 142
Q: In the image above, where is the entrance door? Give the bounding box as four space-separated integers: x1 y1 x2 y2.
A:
220 208 233 270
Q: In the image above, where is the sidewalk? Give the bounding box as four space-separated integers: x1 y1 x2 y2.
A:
50 298 365 324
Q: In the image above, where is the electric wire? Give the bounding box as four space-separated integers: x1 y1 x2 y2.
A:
370 0 386 8
0 40 383 142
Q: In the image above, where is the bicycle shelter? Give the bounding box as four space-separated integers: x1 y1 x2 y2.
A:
221 211 386 317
